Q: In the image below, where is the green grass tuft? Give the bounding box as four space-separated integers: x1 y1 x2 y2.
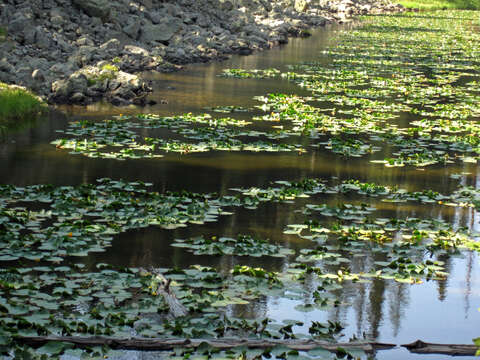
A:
395 0 480 9
0 83 45 121
86 64 119 86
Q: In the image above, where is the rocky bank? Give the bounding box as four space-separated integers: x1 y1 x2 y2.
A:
0 0 404 106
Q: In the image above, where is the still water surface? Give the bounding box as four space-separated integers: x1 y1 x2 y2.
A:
0 22 478 359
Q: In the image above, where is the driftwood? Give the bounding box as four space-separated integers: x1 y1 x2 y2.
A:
17 336 480 356
152 273 188 318
402 340 479 356
18 336 395 353
139 268 188 318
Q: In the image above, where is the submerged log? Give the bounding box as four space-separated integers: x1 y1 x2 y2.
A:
18 336 395 353
402 340 478 356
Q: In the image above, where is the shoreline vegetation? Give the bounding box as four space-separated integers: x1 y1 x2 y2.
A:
0 83 46 129
395 0 480 9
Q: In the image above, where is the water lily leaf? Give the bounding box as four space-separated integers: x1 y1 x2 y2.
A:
37 341 74 355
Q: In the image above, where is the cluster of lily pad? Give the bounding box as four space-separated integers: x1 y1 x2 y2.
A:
0 262 350 359
219 68 280 79
1 175 479 357
7 9 480 359
235 12 480 167
52 113 304 159
172 235 294 257
51 11 480 167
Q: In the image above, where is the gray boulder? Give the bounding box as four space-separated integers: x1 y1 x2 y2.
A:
294 0 309 12
72 0 110 20
8 13 33 34
123 20 141 40
51 72 88 100
140 18 182 43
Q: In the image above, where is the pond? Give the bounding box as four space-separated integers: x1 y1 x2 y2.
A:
0 10 479 360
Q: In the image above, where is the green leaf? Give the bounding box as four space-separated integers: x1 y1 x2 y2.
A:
36 341 73 355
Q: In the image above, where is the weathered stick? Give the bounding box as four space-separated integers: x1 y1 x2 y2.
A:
402 340 478 356
18 336 395 352
152 273 188 318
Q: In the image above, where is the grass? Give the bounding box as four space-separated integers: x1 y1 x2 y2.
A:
0 83 45 123
395 0 480 9
86 63 119 86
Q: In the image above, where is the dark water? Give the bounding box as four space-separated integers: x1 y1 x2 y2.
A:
1 23 479 359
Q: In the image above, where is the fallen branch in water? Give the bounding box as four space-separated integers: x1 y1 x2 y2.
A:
402 340 478 356
151 272 188 318
139 268 188 319
17 336 395 353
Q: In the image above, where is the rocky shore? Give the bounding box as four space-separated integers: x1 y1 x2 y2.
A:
0 0 404 106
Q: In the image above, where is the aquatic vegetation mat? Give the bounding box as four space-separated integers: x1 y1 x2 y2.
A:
1 175 479 357
53 9 480 166
52 113 304 160
7 9 480 359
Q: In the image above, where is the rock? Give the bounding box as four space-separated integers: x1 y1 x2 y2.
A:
124 45 150 57
51 72 88 100
24 28 37 45
294 0 309 12
0 59 14 73
71 92 86 103
132 94 149 105
140 18 182 43
72 0 110 20
147 11 162 24
0 71 14 83
218 0 234 11
34 27 52 49
76 36 94 46
259 0 273 11
49 61 78 77
112 87 136 100
123 21 141 40
110 96 130 106
99 38 122 56
8 13 33 35
31 69 45 82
